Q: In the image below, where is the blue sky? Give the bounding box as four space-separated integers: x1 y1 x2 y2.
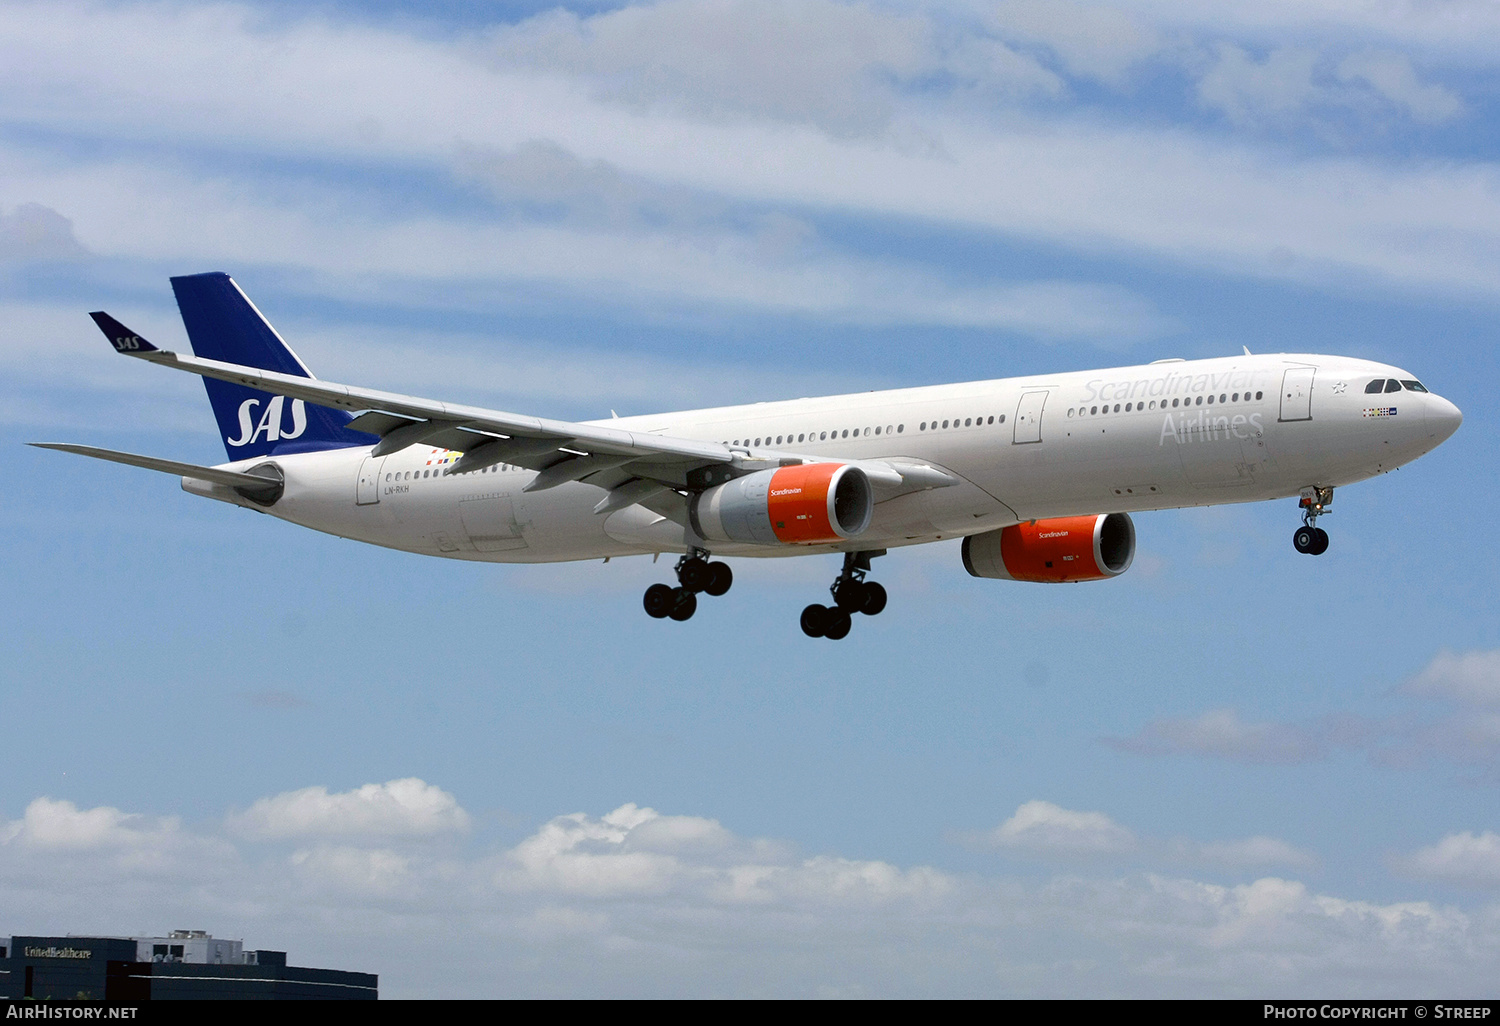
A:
2 0 1498 998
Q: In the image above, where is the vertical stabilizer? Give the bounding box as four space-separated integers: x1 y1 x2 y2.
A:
170 272 374 460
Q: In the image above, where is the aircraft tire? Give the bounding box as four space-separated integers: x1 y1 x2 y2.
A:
679 558 711 592
1293 526 1316 554
705 561 733 596
669 588 697 621
824 610 852 640
1311 528 1330 555
860 581 887 616
644 583 675 618
801 604 829 638
833 579 867 612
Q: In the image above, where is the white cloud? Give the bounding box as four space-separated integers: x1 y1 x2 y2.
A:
485 0 1060 133
1103 708 1328 764
0 788 1493 996
993 0 1161 86
1107 653 1500 782
1405 650 1500 708
225 778 471 841
1108 0 1500 63
988 800 1139 855
1196 44 1325 125
0 797 164 850
979 800 1315 870
0 0 1494 315
1337 50 1462 123
289 845 414 896
1399 832 1500 890
0 202 88 263
1194 42 1462 129
496 803 936 904
1190 836 1318 871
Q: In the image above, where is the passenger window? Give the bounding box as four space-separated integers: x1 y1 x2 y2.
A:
897 424 904 432
820 432 827 440
999 414 1006 423
1402 380 1428 393
1365 379 1384 394
1255 391 1263 399
1113 404 1120 413
1385 379 1402 393
964 418 971 426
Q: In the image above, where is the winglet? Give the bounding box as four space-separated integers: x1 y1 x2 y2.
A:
89 312 159 354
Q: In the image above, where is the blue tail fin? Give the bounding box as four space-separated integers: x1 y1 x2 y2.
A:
170 272 375 461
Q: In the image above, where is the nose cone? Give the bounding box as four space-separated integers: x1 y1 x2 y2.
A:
1426 394 1463 445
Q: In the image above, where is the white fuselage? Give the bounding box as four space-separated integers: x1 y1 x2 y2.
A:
186 353 1461 563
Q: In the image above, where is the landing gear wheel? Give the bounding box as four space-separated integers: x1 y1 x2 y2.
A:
643 583 675 618
678 557 712 592
1293 526 1316 554
860 581 887 616
668 588 697 621
704 561 733 597
1311 527 1330 555
801 604 829 638
824 609 852 640
833 578 867 612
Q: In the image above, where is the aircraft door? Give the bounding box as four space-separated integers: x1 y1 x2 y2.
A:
1279 367 1315 422
357 455 385 505
1013 390 1048 444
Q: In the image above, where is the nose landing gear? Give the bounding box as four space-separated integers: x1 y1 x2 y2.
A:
644 549 733 621
1292 486 1333 555
801 550 887 640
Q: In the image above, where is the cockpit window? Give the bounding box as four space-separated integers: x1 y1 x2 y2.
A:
1402 380 1429 393
1365 379 1385 394
1384 378 1403 393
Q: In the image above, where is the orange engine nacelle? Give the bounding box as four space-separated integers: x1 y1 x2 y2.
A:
962 513 1135 583
690 463 874 546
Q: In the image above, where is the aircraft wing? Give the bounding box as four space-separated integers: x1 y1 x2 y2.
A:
94 316 955 506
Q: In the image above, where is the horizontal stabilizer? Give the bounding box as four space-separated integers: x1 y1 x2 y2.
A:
30 443 283 501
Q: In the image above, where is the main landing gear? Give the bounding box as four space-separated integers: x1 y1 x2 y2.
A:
643 549 732 622
1292 486 1333 556
801 550 888 641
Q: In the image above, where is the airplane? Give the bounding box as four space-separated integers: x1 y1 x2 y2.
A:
35 272 1463 640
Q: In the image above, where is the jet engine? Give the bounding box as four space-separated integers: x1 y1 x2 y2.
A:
962 513 1135 582
690 463 873 546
